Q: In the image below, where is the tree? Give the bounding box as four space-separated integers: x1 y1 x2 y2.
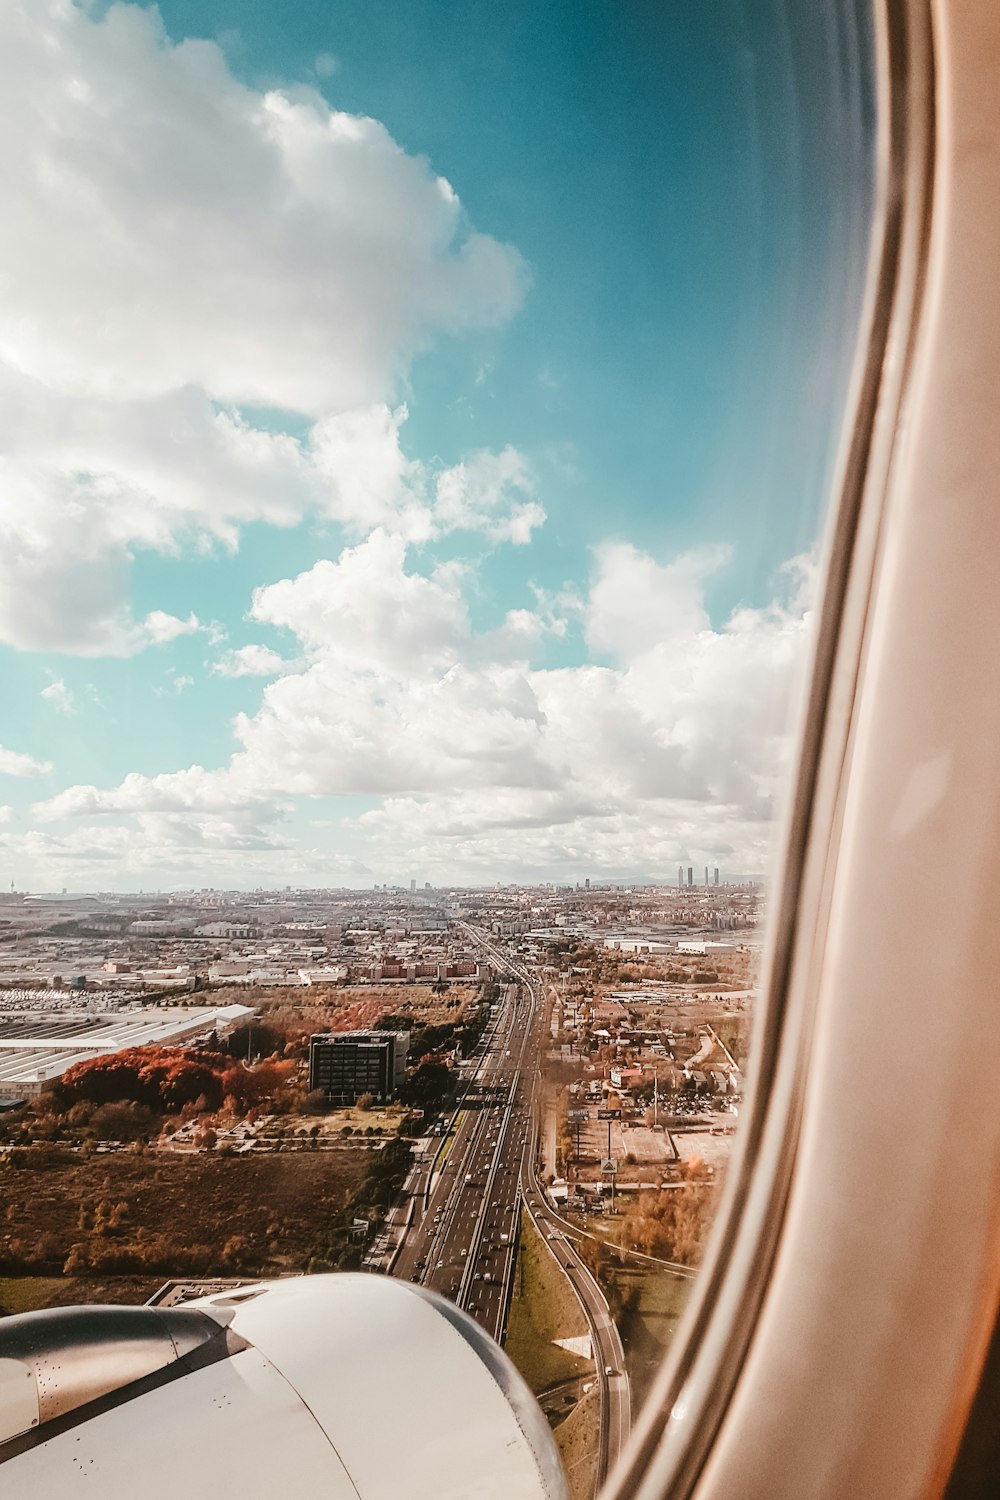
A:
226 1021 285 1061
398 1060 454 1108
356 1092 374 1112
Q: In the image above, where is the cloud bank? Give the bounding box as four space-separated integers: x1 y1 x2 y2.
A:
0 1 530 654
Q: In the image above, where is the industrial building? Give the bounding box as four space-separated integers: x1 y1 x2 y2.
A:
308 1030 410 1105
0 1004 254 1104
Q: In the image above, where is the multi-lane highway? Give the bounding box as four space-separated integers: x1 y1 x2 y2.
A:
379 923 632 1489
391 973 538 1343
471 934 631 1485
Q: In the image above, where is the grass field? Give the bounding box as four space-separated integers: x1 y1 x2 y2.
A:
504 1210 591 1395
610 1264 692 1412
0 1275 163 1317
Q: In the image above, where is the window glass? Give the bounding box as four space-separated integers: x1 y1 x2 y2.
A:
0 2 874 1494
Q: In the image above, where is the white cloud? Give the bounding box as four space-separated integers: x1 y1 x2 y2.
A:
138 612 202 647
0 3 530 654
212 645 294 679
314 52 338 78
36 763 276 823
155 671 194 697
433 448 545 544
0 806 11 825
585 542 730 662
40 678 76 716
248 529 470 673
0 745 52 777
33 538 814 878
0 3 526 414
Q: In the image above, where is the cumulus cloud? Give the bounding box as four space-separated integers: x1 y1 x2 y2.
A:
585 542 730 662
0 2 531 653
33 536 814 878
1 3 526 413
37 764 273 823
433 448 545 544
248 529 470 672
0 745 52 777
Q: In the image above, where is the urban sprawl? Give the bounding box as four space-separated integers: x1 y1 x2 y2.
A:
0 878 761 1500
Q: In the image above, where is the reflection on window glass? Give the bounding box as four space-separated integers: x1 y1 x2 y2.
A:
0 0 873 1495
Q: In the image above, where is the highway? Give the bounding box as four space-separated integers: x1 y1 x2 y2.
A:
473 934 631 1486
383 923 632 1489
391 974 536 1343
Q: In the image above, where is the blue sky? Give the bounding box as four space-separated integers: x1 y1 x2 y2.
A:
0 0 873 889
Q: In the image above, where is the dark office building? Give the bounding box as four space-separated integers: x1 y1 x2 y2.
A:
309 1030 410 1105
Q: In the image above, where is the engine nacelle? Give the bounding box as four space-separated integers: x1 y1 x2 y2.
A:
0 1275 567 1500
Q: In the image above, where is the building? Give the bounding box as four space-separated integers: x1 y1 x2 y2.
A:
308 1030 410 1105
0 1004 255 1103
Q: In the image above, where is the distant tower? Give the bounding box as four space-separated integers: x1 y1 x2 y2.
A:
704 866 709 886
585 877 590 890
678 866 683 888
714 867 720 886
410 878 416 892
687 866 693 888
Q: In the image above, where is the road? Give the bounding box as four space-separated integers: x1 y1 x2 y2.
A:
379 925 632 1487
390 974 538 1344
476 938 631 1485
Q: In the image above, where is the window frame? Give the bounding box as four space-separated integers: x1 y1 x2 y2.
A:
605 0 959 1494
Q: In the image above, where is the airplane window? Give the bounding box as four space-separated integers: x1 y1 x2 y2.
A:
0 3 878 1497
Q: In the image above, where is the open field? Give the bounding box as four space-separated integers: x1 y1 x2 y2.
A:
608 1264 692 1412
208 983 478 1034
0 1274 162 1317
504 1210 592 1395
0 1149 364 1279
554 1383 600 1500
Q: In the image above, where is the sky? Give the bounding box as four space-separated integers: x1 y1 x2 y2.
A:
0 0 874 891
